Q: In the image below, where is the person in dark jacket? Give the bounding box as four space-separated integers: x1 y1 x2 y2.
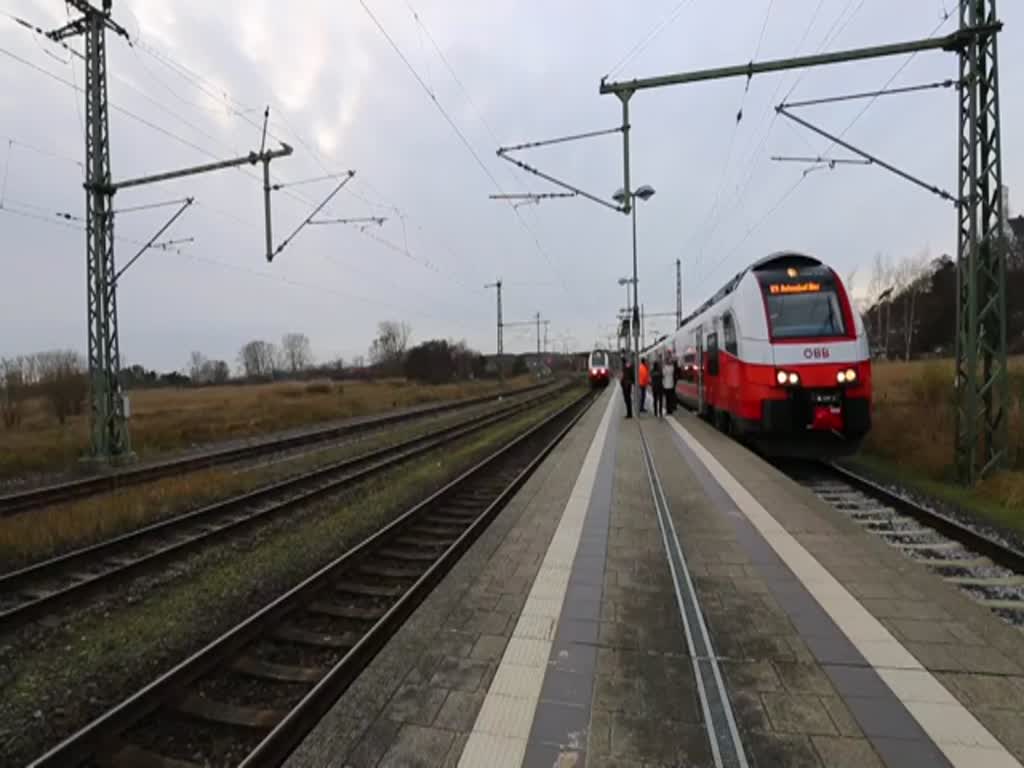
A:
652 360 665 417
620 354 634 418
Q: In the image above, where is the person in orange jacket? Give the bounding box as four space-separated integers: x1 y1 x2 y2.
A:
638 357 650 413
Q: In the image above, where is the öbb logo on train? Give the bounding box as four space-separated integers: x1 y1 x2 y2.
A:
803 347 831 360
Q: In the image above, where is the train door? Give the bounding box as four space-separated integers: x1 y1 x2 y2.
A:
695 326 705 414
705 329 720 416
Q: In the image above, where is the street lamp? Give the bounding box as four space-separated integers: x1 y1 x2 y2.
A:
614 184 656 415
617 276 635 358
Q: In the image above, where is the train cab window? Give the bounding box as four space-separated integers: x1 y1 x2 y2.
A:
723 313 738 355
590 350 608 368
758 271 847 339
706 332 719 376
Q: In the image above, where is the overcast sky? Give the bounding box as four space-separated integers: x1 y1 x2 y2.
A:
1 0 1021 371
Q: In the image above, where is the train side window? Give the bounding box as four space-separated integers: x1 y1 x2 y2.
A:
723 313 738 356
682 350 696 381
707 332 720 376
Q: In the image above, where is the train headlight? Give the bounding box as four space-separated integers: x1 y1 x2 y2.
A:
776 370 800 386
837 371 847 383
837 368 857 384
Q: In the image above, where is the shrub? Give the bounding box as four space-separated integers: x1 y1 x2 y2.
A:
305 381 332 395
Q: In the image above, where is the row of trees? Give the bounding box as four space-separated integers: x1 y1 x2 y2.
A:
860 220 1024 360
236 333 314 379
404 339 486 384
1 318 527 432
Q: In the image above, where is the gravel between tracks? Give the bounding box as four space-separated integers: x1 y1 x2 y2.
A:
839 459 1024 555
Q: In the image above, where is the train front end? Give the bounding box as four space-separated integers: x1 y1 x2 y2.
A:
588 349 611 388
750 259 872 456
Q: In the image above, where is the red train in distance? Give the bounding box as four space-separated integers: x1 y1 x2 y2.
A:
587 349 612 387
646 252 872 457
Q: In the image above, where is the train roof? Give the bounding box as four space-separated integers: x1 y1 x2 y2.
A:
678 251 824 330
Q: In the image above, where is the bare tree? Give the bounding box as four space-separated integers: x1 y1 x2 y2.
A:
191 357 231 385
36 350 87 425
189 351 207 383
281 333 313 374
238 340 277 378
208 360 230 384
866 253 896 356
892 250 932 361
0 358 26 429
369 321 411 372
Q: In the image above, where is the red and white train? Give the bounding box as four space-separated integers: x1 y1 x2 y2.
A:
646 252 871 456
587 349 612 387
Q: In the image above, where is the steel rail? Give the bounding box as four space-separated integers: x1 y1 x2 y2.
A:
28 390 595 768
0 387 564 630
0 381 553 517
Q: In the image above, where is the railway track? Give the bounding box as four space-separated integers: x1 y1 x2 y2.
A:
0 381 553 518
28 389 595 768
0 386 565 632
794 462 1024 629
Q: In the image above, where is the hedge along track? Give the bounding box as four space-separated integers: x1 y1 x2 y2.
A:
0 384 570 632
796 462 1024 630
0 381 555 518
29 389 597 768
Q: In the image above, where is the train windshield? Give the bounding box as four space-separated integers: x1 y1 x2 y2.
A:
765 290 846 339
590 351 608 368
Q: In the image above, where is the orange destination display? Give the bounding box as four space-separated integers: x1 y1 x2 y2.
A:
769 281 822 295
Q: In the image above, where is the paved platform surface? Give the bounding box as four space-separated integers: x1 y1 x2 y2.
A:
286 388 1024 767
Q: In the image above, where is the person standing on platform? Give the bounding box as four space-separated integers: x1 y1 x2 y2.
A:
638 357 650 413
663 354 676 415
652 359 665 417
620 353 634 419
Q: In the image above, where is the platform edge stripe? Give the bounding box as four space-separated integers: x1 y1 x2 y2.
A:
457 390 617 768
667 418 1023 768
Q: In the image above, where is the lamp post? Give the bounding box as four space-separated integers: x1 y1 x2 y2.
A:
614 184 655 415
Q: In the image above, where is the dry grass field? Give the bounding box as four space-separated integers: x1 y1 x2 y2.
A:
860 356 1024 520
0 376 531 479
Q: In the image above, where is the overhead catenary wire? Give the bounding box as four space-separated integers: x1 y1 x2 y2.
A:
0 202 83 232
111 14 496 298
603 0 699 80
700 13 957 287
113 197 195 215
9 6 569 342
0 134 83 170
358 0 578 310
689 0 780 276
0 40 393 273
684 0 865 280
781 78 960 110
4 191 484 332
113 198 196 283
401 0 530 194
0 139 11 208
131 28 488 296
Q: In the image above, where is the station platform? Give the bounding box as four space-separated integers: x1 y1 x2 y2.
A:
285 388 1024 768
